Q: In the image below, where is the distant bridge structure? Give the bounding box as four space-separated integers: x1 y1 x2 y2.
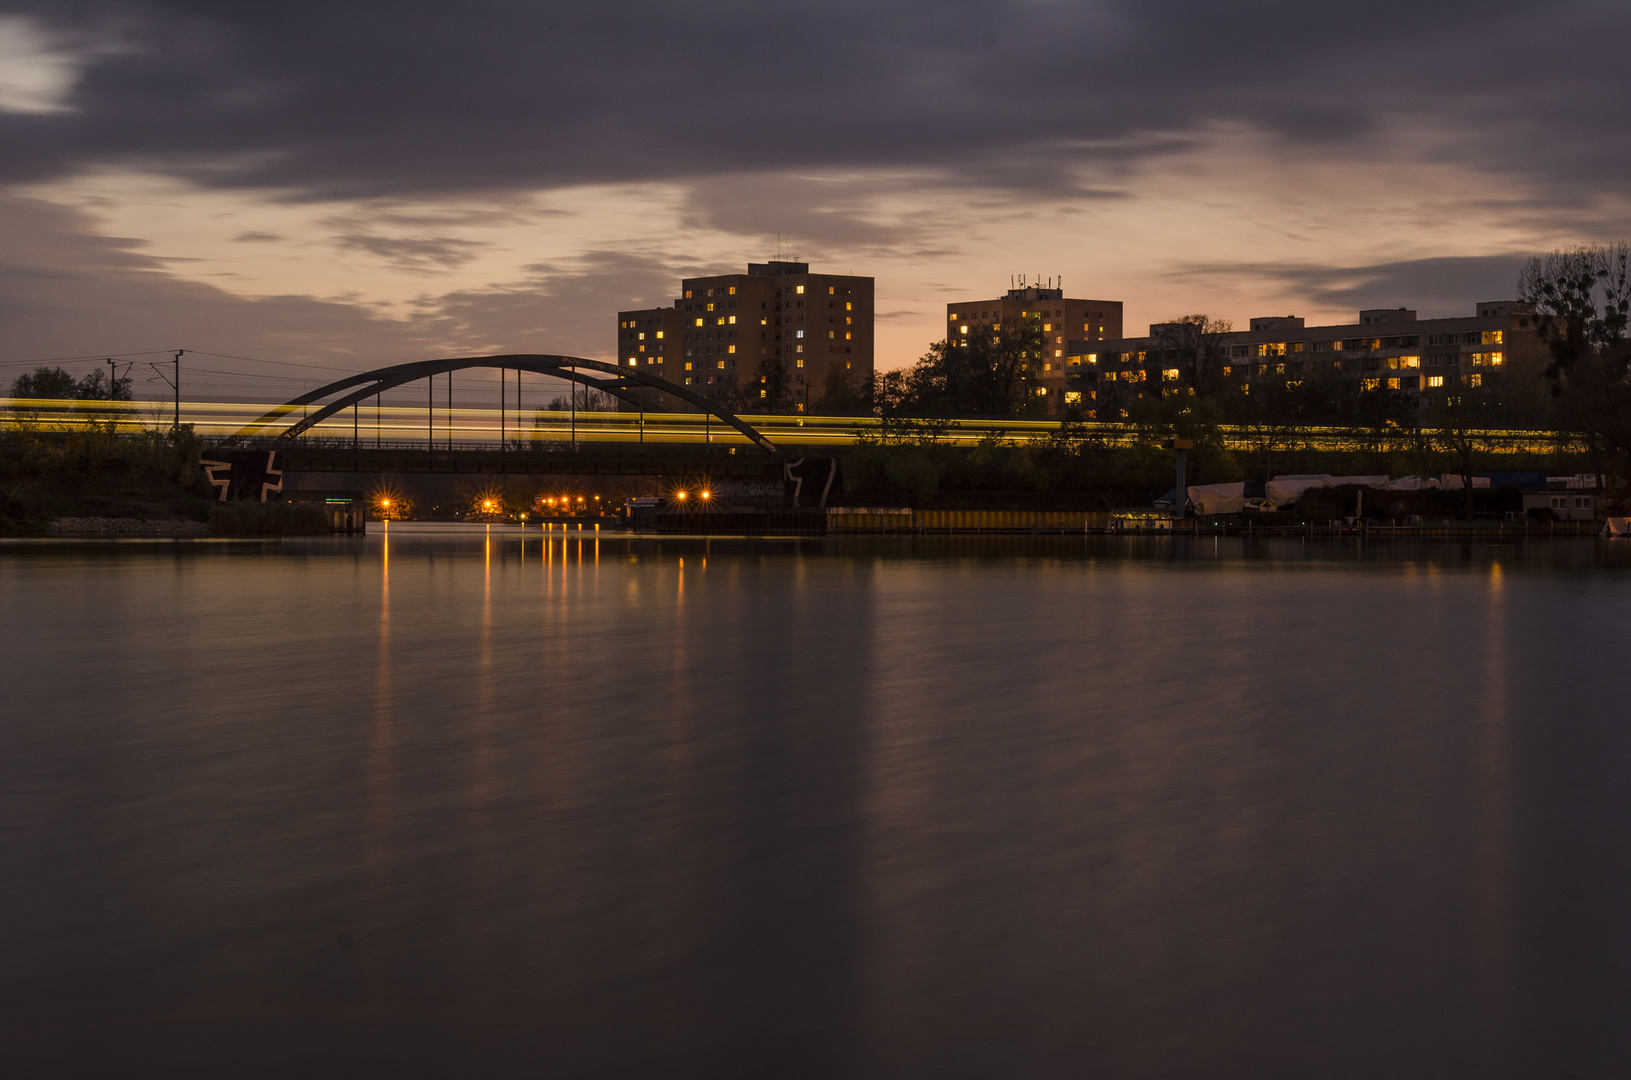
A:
222 354 777 453
199 354 843 502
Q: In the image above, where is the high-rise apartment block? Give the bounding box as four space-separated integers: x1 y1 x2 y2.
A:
945 284 1124 409
616 261 874 410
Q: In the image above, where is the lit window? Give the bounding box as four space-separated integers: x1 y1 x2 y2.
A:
959 325 969 335
1468 372 1482 387
795 285 805 294
684 362 693 370
1362 378 1380 391
627 357 637 365
1386 377 1399 389
684 377 694 385
1162 368 1179 382
795 330 804 338
655 330 663 339
707 303 714 311
848 303 853 311
1037 387 1047 395
1065 391 1082 403
684 290 693 299
845 331 852 340
728 315 736 325
796 358 804 368
694 318 703 327
950 313 958 322
1428 375 1444 387
716 360 725 369
1483 330 1503 345
729 287 736 295
1055 350 1063 357
1043 323 1052 332
1399 354 1419 368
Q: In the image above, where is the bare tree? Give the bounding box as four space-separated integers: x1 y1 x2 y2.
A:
1152 315 1234 398
1429 386 1497 520
1518 244 1631 494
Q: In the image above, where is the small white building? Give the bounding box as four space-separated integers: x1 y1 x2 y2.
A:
1523 490 1598 522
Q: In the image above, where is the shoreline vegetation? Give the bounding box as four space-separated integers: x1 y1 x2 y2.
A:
1 424 217 536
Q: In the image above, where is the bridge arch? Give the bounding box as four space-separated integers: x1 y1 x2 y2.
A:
226 354 776 453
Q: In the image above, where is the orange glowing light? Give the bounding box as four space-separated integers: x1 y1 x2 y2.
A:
700 490 712 500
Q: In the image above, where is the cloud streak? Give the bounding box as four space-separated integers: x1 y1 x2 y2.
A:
0 0 1624 206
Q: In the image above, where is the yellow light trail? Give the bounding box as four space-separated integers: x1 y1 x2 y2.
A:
0 397 1584 455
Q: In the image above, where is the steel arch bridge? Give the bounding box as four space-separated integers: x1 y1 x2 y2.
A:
224 354 777 453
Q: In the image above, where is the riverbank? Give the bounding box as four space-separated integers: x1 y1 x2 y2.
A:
0 428 215 535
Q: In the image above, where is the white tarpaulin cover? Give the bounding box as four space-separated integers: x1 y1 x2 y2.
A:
1187 482 1250 515
1155 480 1267 514
1265 475 1387 505
1265 474 1490 505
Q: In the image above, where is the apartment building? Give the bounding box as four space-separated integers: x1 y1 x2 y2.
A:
616 260 874 410
946 284 1124 409
1065 302 1546 419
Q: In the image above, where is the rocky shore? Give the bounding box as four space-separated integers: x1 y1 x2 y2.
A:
47 517 210 535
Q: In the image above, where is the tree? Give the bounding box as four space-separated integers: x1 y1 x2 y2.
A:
9 367 78 399
811 366 869 416
1152 315 1234 398
1518 244 1631 493
964 313 1045 414
749 356 795 413
889 315 1047 418
1429 386 1499 520
8 365 132 401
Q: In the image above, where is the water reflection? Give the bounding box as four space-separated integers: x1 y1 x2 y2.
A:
0 528 1628 1076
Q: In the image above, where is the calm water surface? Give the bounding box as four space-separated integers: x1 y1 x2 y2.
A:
2 526 1630 1078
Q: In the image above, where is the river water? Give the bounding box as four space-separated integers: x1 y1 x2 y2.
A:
2 526 1629 1078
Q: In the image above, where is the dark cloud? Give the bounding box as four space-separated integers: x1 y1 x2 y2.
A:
332 232 486 271
0 0 1624 204
1178 254 1533 321
230 230 281 242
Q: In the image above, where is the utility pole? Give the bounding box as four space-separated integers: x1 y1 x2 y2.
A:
106 358 118 401
148 351 182 431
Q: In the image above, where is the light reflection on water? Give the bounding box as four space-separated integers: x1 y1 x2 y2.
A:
2 525 1630 1078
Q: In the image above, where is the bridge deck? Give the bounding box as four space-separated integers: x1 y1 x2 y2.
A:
269 443 788 478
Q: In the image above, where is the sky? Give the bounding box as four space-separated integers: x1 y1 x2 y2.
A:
2 0 1630 401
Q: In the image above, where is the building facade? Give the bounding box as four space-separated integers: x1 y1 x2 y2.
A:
1065 302 1547 420
616 260 874 411
946 284 1124 409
